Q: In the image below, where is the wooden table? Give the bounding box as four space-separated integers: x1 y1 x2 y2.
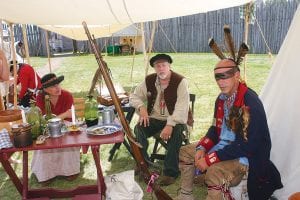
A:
0 130 124 200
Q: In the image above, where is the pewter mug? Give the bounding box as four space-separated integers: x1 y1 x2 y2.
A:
48 118 63 137
102 108 115 124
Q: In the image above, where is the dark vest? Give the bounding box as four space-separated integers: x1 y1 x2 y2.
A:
145 71 184 115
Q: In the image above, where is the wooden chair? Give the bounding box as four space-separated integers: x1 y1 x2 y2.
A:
73 98 85 121
150 93 196 162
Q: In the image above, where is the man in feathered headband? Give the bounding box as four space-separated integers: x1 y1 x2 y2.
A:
176 25 282 200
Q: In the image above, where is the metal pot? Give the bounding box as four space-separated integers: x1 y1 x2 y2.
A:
48 118 63 137
11 123 33 148
102 108 115 124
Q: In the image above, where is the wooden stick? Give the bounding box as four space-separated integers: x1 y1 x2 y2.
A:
22 24 31 65
9 23 18 108
44 30 51 73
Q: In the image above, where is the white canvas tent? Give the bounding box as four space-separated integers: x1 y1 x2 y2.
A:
1 0 251 40
260 5 300 200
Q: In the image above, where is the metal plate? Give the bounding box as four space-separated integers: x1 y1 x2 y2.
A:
86 124 122 136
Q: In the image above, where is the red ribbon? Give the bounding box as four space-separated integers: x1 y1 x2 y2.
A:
146 172 159 193
208 183 235 200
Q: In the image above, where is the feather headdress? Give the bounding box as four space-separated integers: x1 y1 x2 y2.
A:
209 25 249 66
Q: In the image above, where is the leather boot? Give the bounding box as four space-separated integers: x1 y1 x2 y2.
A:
175 164 195 200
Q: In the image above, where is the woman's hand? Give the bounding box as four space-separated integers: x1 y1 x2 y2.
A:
58 109 72 120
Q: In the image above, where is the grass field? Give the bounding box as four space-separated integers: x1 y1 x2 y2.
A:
0 53 274 199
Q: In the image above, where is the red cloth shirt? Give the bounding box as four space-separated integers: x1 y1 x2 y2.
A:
17 64 41 99
36 89 74 121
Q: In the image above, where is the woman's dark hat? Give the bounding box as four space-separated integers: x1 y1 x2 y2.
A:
150 54 173 67
41 73 64 89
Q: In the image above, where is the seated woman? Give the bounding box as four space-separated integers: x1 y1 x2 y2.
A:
31 73 80 183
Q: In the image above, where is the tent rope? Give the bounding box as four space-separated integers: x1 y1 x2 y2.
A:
158 22 177 53
130 30 138 83
106 0 121 24
122 0 134 24
254 17 274 61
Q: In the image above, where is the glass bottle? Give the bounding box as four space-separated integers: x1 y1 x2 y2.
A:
44 94 56 121
84 95 99 127
26 100 42 140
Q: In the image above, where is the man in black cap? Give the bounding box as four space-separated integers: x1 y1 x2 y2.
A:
129 53 190 186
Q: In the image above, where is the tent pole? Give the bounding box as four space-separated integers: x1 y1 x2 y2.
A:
22 24 31 65
105 38 107 55
144 21 156 76
1 20 10 109
0 19 4 49
141 23 148 77
9 23 18 108
243 2 252 82
0 20 4 110
44 30 52 72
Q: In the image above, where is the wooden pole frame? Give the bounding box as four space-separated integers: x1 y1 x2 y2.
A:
44 30 52 73
144 21 157 76
9 23 18 108
140 23 148 76
0 19 4 49
243 2 253 82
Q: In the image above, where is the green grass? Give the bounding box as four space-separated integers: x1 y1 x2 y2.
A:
0 53 273 199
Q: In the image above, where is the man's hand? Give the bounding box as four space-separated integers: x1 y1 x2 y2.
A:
160 125 173 141
194 149 206 163
194 149 207 172
195 157 209 173
138 106 149 127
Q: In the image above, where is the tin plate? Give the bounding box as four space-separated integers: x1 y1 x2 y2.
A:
86 124 122 136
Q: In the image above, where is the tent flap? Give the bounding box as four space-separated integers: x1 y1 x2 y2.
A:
1 0 251 40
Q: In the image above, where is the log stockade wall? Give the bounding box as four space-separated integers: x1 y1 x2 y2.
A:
2 0 299 55
143 0 299 54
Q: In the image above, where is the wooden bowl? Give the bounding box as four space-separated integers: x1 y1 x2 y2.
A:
0 109 22 122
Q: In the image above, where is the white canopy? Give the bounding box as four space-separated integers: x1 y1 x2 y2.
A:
1 0 251 40
260 5 300 200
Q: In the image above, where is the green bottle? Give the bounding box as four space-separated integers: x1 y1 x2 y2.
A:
84 95 99 127
26 100 42 140
44 95 56 121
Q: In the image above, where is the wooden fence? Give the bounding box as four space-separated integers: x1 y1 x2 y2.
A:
1 23 46 56
143 0 299 54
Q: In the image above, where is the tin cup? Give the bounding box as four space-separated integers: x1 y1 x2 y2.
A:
102 108 115 124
